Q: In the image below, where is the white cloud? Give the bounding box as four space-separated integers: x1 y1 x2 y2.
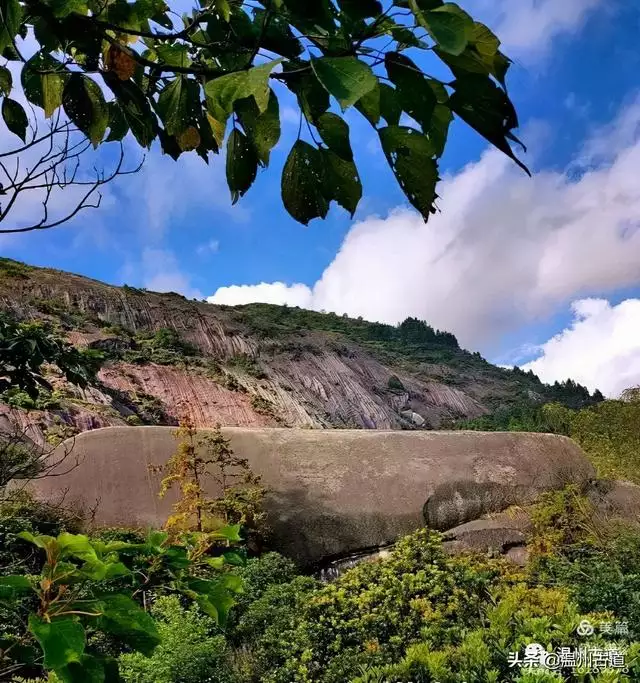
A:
206 96 640 359
523 299 640 397
465 0 605 61
210 282 313 308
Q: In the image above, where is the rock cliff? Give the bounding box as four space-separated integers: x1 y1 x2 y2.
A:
0 258 597 442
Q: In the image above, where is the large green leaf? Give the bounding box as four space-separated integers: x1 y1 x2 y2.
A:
379 125 439 220
321 148 361 217
411 1 473 55
205 58 282 126
29 615 85 670
311 56 377 111
94 594 160 656
429 103 453 157
281 140 329 225
385 52 436 131
337 0 382 20
226 128 258 204
21 53 67 112
235 88 281 166
354 81 380 126
0 66 11 96
282 61 329 121
62 74 108 147
0 0 21 55
57 654 108 683
156 76 201 136
0 574 33 600
449 75 529 175
105 101 129 142
103 72 157 148
316 112 352 161
379 83 402 126
2 97 27 142
42 72 65 118
58 533 99 563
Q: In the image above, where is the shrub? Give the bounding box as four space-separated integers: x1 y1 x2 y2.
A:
126 414 144 426
44 422 78 446
387 375 405 392
118 596 232 683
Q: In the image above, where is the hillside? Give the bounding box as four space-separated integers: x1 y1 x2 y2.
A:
0 258 601 443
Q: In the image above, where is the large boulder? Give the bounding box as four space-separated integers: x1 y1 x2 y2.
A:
31 427 595 566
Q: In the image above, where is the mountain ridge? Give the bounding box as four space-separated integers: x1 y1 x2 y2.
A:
0 257 601 443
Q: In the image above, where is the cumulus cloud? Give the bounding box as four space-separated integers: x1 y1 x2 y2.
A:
211 282 313 308
209 95 640 354
523 299 640 398
465 0 604 60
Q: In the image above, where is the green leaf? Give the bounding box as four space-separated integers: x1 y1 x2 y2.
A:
0 574 33 600
385 52 436 131
80 560 130 581
316 112 352 161
379 125 439 220
42 72 65 118
205 58 282 125
213 0 230 21
311 56 377 111
57 654 111 683
337 0 382 20
155 44 191 68
321 148 362 217
213 524 242 542
0 0 22 55
226 128 258 204
255 9 303 59
62 74 108 147
282 61 329 121
449 75 529 175
354 81 380 126
94 594 160 656
147 530 168 548
103 72 157 148
29 615 86 670
282 0 334 32
58 533 99 562
18 531 56 549
156 76 200 136
429 103 453 157
281 140 329 225
0 66 11 96
235 88 281 166
379 83 402 126
2 97 27 141
222 550 246 566
412 1 473 55
106 101 129 142
21 53 67 111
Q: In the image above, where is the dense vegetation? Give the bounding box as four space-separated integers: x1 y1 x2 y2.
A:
2 487 640 682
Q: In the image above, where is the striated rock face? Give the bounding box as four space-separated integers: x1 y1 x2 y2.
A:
31 427 596 565
0 263 503 438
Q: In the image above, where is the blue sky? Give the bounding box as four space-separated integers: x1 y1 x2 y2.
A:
2 0 640 397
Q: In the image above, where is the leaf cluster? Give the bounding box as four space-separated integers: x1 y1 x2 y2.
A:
4 0 528 224
0 312 104 400
0 527 244 681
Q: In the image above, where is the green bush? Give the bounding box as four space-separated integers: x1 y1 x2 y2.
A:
1 388 63 411
119 596 232 683
387 375 405 392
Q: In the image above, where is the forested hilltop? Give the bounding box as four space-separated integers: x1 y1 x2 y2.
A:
0 257 600 443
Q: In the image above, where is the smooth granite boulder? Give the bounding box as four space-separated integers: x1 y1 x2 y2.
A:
31 427 595 566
